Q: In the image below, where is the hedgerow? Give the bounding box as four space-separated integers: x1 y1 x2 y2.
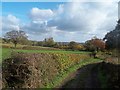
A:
2 52 91 88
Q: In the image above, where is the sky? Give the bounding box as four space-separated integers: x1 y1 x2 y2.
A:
1 1 118 42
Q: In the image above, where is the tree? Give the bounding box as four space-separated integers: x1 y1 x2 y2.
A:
68 41 82 51
104 19 120 50
91 38 105 51
37 41 44 46
85 40 96 51
4 30 28 48
43 37 56 47
85 37 105 52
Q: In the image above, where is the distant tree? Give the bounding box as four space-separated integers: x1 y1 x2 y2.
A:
37 41 44 46
43 37 56 47
68 41 82 51
31 41 38 46
4 30 28 48
53 43 59 48
91 38 105 51
69 41 77 50
19 37 30 45
85 37 105 52
85 40 96 51
69 41 76 49
104 19 120 50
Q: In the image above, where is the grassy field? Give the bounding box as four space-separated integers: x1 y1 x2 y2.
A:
1 48 90 61
15 49 90 54
1 48 11 61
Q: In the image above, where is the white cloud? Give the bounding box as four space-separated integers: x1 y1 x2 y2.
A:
22 7 55 36
48 2 117 32
47 2 117 41
2 14 20 31
23 20 49 34
29 7 54 21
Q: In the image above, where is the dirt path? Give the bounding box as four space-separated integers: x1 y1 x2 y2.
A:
59 61 119 89
84 63 100 88
59 62 101 89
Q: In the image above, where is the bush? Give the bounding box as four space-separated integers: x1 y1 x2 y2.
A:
2 52 91 88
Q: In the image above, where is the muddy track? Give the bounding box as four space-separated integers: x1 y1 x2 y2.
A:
59 61 119 89
59 62 101 89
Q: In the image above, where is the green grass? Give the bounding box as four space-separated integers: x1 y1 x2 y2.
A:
1 48 11 61
2 48 90 61
0 48 12 64
15 49 90 54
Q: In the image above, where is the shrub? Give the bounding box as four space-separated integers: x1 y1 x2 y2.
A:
2 52 90 88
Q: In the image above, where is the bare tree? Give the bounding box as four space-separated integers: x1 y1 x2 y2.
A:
4 30 28 48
